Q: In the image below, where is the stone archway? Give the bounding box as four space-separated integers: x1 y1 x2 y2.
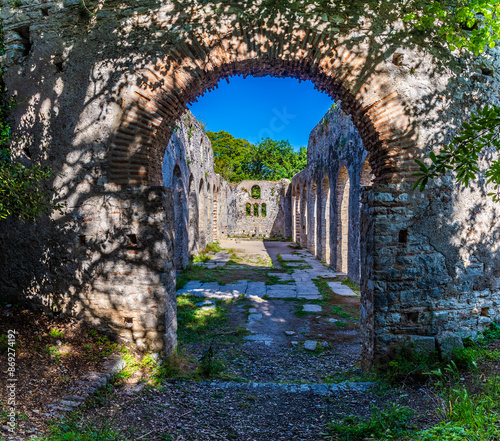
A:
308 180 318 256
336 166 350 273
188 175 199 256
173 165 188 270
4 3 498 367
300 183 308 249
321 173 331 266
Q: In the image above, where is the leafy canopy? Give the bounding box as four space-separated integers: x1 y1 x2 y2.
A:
408 1 500 195
413 104 500 199
207 131 307 182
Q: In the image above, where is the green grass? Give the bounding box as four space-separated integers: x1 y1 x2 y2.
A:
33 412 127 441
341 277 361 295
176 265 222 289
382 323 500 384
176 295 250 345
327 403 415 440
416 378 500 440
192 253 212 263
205 241 222 253
49 328 64 339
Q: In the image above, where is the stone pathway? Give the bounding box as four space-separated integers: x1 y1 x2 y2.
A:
177 246 347 301
177 241 361 363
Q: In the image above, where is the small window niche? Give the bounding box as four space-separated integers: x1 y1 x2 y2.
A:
253 203 259 217
261 203 267 217
127 233 138 247
398 229 409 244
13 26 32 57
245 203 251 216
251 185 261 199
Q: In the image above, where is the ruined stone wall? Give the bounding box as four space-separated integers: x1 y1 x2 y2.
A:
0 186 176 353
223 180 291 239
293 104 371 284
161 111 223 268
1 0 500 364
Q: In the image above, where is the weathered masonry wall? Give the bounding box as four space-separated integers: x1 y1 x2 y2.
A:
1 0 500 365
223 180 291 239
161 111 224 270
292 104 371 284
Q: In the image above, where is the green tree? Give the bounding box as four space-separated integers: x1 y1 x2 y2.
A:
207 130 253 182
406 1 500 195
244 138 307 181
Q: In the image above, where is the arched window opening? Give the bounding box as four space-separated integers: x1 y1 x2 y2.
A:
253 203 259 217
246 203 251 216
261 203 267 217
251 185 261 199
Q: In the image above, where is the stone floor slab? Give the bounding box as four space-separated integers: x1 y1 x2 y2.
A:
327 282 358 296
248 313 263 321
297 294 322 300
201 282 222 290
184 281 203 289
247 282 267 296
268 273 293 281
303 304 322 312
279 254 305 261
220 281 248 293
265 291 297 299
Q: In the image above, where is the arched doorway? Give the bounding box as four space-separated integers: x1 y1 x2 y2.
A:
198 178 206 249
173 165 188 270
188 175 199 256
308 180 318 256
300 183 308 249
321 173 331 266
336 166 350 274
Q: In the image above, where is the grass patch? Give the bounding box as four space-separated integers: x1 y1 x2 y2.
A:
49 328 64 339
382 323 500 384
205 241 222 253
326 403 415 440
34 411 125 441
177 295 250 345
341 277 361 295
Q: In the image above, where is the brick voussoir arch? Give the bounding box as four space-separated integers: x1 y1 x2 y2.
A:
109 25 418 186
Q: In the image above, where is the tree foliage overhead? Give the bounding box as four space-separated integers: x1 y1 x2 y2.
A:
206 131 307 182
244 138 307 181
206 131 253 183
407 1 500 195
404 0 500 55
414 104 500 199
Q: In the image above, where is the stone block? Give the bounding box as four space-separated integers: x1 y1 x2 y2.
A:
303 340 318 351
436 332 463 360
408 335 436 355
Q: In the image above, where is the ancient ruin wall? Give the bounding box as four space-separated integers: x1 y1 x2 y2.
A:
1 0 500 364
162 111 223 269
293 104 371 284
224 180 291 239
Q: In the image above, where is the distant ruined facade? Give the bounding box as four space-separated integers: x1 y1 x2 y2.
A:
1 0 500 366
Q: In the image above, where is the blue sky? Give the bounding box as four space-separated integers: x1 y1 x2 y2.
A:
188 75 334 149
